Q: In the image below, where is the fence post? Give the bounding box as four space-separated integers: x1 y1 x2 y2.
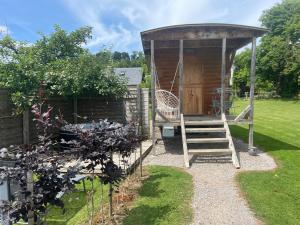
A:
142 88 149 138
137 87 143 177
137 87 143 136
26 170 34 225
23 109 34 225
108 150 113 218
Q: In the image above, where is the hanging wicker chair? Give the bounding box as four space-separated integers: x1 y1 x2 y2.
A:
156 89 179 120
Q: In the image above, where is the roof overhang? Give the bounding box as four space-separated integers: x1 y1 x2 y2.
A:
141 23 268 53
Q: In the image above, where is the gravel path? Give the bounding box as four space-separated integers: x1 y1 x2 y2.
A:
144 136 276 225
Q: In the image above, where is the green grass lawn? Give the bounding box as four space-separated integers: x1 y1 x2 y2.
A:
230 99 300 225
123 166 193 225
44 179 108 225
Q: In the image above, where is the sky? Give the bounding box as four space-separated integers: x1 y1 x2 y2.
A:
0 0 281 53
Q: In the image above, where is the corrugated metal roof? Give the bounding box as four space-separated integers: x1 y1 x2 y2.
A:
114 67 143 85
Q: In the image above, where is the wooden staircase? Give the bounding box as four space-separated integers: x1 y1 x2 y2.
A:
180 114 240 168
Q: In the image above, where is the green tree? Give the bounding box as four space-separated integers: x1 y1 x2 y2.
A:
0 26 127 112
258 0 300 97
233 0 300 97
233 48 251 96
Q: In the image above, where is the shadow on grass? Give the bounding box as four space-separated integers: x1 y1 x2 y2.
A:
138 173 169 198
45 183 89 225
230 125 300 152
123 205 172 225
123 172 173 225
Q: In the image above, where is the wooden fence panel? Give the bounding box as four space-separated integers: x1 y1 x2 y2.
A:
0 88 150 147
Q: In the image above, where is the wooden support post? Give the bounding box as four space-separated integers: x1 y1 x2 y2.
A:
179 40 184 115
73 96 78 124
150 40 156 153
248 37 257 154
220 37 226 115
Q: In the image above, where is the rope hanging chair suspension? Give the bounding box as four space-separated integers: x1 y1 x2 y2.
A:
155 61 180 120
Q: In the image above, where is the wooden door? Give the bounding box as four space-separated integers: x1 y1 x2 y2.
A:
183 53 203 114
183 87 203 114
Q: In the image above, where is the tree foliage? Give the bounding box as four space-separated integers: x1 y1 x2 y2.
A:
258 0 300 97
0 26 127 112
233 0 300 97
233 48 251 95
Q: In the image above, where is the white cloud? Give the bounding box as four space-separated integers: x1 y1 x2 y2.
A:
0 25 10 35
237 0 281 26
63 0 280 51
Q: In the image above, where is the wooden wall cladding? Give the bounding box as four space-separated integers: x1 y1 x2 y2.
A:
154 47 230 115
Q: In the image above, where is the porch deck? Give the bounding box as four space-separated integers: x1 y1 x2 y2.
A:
155 114 251 127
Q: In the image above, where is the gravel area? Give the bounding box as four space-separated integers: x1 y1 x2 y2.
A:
144 135 276 225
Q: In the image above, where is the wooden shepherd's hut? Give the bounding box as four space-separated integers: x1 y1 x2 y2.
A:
141 23 267 168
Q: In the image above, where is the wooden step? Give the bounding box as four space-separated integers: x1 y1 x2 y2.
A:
188 149 232 155
186 138 228 144
185 127 226 133
184 120 224 126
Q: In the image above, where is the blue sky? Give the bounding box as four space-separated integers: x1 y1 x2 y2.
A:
0 0 281 53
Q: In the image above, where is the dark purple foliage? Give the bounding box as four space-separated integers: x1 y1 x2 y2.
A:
0 100 139 224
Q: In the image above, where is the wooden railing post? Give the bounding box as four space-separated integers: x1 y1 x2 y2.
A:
248 37 257 155
179 40 184 115
221 37 226 115
150 40 156 153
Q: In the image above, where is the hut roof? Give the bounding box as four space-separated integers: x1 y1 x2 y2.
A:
141 23 268 53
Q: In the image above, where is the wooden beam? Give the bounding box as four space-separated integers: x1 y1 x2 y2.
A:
142 38 252 50
248 37 256 152
234 105 251 122
220 37 226 115
179 40 184 115
222 113 240 168
150 40 156 151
